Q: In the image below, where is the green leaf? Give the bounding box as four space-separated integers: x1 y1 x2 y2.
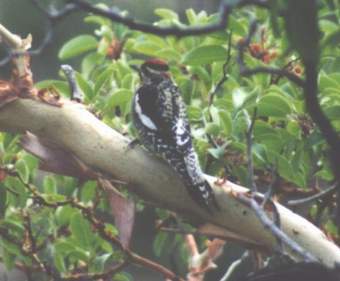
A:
56 206 75 226
1 239 22 256
219 110 232 135
155 8 179 20
53 251 67 273
43 176 57 194
153 232 169 257
81 180 97 203
94 66 114 94
319 72 340 91
84 15 112 27
277 155 294 179
35 80 71 97
133 42 162 56
113 272 133 281
1 219 25 234
68 246 90 262
205 122 220 136
287 121 301 138
81 53 105 78
92 253 112 272
325 220 338 236
76 73 94 101
97 36 111 55
58 35 98 60
54 239 90 263
315 168 334 181
106 89 133 115
182 45 227 65
155 48 181 61
104 224 118 237
208 146 225 159
54 240 75 254
21 153 38 172
15 159 29 183
325 105 340 120
257 94 292 118
186 9 197 25
187 106 202 120
252 143 267 165
55 203 76 226
70 212 92 249
2 247 15 270
41 193 66 204
232 88 257 110
322 28 340 48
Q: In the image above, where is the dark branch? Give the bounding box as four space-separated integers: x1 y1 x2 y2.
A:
61 64 84 102
302 61 340 225
0 0 271 67
69 0 231 37
241 66 305 87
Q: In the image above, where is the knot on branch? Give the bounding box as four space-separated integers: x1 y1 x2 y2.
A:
0 80 19 107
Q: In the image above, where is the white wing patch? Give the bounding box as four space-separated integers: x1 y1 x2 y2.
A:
174 118 189 146
135 94 157 131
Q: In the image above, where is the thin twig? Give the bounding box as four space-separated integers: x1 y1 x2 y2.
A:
236 20 258 72
12 170 184 281
208 31 233 106
241 66 305 87
246 108 257 192
68 0 269 37
29 1 76 56
262 168 278 207
239 194 317 263
288 184 337 206
219 251 249 281
63 261 128 281
270 57 301 85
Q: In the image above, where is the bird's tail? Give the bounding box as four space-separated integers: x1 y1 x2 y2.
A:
187 180 220 212
162 146 219 211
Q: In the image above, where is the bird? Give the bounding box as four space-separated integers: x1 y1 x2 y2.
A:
131 58 219 212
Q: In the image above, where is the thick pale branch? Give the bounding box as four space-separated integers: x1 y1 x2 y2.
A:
0 98 339 268
0 24 32 76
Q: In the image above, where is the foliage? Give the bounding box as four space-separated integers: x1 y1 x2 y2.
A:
1 0 340 280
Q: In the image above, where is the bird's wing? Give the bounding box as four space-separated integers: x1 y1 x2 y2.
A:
135 83 192 152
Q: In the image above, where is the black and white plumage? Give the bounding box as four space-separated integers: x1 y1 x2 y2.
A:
131 59 219 211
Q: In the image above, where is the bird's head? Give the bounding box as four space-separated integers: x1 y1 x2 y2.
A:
139 59 170 83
